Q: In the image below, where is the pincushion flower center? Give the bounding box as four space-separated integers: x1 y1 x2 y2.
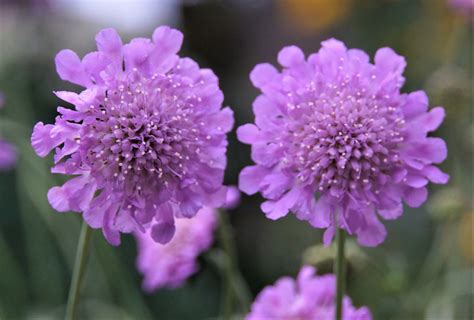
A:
83 73 196 187
283 87 406 195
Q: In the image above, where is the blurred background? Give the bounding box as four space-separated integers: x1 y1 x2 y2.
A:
0 0 472 319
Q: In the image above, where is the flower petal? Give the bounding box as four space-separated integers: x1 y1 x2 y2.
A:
405 174 429 188
378 203 403 220
55 49 91 87
422 165 449 184
261 188 299 220
403 187 428 208
47 176 96 212
151 221 176 244
250 63 279 88
406 137 448 164
417 106 445 132
323 226 336 246
123 38 152 72
102 204 121 246
278 46 305 67
237 124 260 144
150 26 183 72
31 122 62 157
374 47 406 79
238 165 269 195
95 28 123 63
402 91 428 119
356 213 387 247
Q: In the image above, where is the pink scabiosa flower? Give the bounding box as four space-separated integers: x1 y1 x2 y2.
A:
135 206 217 292
31 27 233 245
238 39 449 246
0 93 16 170
0 140 16 170
246 265 372 320
449 0 474 18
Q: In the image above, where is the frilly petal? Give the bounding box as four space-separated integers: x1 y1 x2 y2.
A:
422 165 449 184
239 165 270 195
405 137 448 164
55 49 92 87
95 28 123 63
102 203 121 246
403 187 428 208
31 122 62 157
356 213 387 247
278 46 305 67
237 124 260 144
47 176 96 212
123 38 152 73
261 188 299 220
150 26 183 73
250 63 279 88
402 90 429 119
416 106 445 132
378 203 403 220
152 26 183 56
374 47 406 82
151 222 176 244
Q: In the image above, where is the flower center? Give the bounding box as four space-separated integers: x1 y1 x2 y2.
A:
281 80 405 196
80 72 203 190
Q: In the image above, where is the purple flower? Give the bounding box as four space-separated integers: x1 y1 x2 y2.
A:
134 206 217 292
31 27 233 246
246 265 372 320
0 140 16 170
238 39 449 247
0 93 16 170
449 0 474 18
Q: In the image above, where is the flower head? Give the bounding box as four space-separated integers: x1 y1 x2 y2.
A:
238 39 448 246
135 206 217 291
449 0 474 19
0 140 16 170
246 265 372 320
31 27 233 245
0 93 16 170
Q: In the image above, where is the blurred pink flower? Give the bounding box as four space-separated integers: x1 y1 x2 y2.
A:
247 265 372 320
135 206 217 292
0 93 16 170
449 0 474 18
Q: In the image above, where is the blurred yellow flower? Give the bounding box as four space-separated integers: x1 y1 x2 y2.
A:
425 65 471 121
278 0 353 33
428 187 464 220
458 212 474 265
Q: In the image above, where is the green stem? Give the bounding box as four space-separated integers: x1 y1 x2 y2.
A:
215 210 252 318
335 227 346 320
218 211 236 320
65 221 93 320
